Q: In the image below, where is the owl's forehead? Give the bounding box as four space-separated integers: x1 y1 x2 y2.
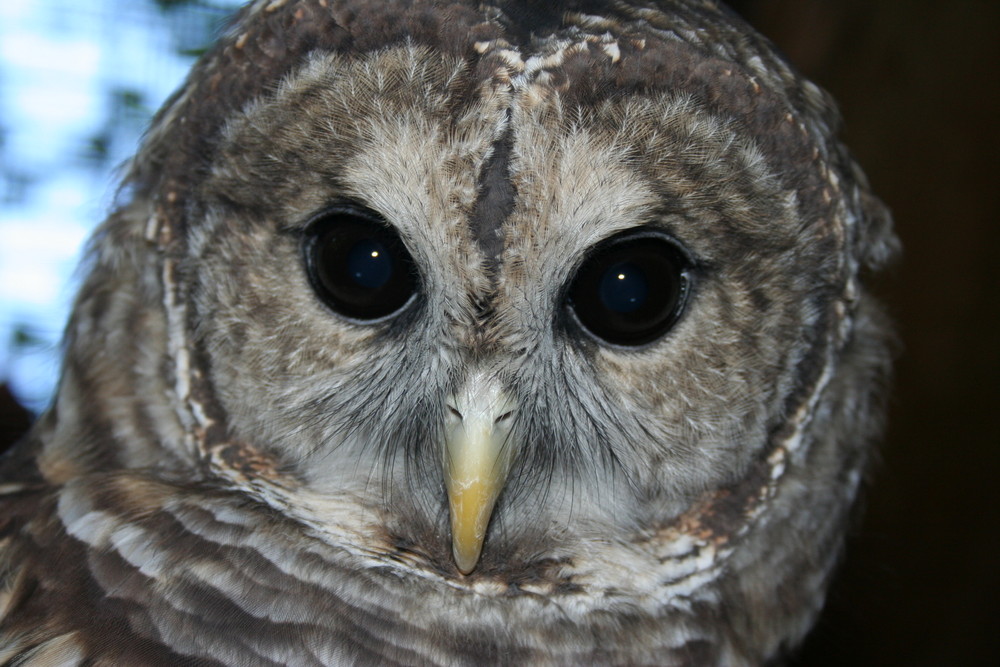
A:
204 33 831 279
150 1 842 259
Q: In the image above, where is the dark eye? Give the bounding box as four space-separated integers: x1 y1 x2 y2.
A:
566 230 691 347
303 206 418 321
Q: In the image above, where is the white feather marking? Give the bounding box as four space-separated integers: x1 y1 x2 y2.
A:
109 524 172 579
601 42 621 63
8 632 84 667
60 509 118 550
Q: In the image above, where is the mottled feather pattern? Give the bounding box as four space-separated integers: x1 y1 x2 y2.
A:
0 1 895 665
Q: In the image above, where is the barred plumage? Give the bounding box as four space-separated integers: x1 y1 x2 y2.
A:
0 1 895 664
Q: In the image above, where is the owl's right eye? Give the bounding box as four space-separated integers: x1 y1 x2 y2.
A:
303 206 419 322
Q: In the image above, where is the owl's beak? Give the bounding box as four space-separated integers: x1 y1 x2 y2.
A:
443 373 516 575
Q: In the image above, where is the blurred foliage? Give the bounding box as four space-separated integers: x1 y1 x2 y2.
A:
159 0 242 59
10 324 46 350
0 0 241 413
83 88 149 166
116 89 146 111
0 171 33 206
154 0 235 11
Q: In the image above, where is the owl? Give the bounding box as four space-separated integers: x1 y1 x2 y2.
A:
0 1 896 664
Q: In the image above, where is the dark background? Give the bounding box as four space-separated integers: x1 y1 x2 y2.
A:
1 1 998 664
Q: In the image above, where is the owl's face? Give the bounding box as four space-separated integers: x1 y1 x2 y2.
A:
3 1 895 663
183 42 834 576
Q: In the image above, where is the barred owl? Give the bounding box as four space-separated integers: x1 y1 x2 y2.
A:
0 1 896 664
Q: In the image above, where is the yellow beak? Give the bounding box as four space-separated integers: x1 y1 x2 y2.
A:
443 373 516 575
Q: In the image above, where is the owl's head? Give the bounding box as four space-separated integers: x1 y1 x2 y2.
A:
45 0 895 659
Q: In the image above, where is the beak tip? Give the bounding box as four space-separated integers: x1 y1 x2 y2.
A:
454 548 480 575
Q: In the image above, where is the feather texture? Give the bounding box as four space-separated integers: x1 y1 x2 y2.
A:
0 1 895 664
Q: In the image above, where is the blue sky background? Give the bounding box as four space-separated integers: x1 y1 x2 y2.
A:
0 0 240 411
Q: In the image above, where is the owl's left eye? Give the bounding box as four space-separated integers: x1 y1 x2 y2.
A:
303 206 418 321
565 230 692 347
